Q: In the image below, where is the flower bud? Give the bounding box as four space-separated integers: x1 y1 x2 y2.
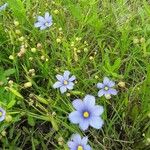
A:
24 82 32 88
118 81 125 88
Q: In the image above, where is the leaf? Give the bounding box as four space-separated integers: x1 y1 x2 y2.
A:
35 95 49 105
7 0 26 23
28 116 35 126
112 58 121 71
4 68 15 76
7 87 23 99
7 99 16 108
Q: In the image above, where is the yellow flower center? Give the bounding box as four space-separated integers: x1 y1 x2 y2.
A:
45 22 49 26
77 145 83 150
104 86 109 91
63 80 68 85
0 112 2 117
83 111 89 118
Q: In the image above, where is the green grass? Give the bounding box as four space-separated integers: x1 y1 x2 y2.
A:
0 0 150 149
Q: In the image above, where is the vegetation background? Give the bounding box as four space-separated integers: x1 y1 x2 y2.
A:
0 0 150 149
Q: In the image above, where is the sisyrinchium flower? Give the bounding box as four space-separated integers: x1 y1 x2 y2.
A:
0 3 8 11
34 12 52 30
68 134 91 150
0 107 6 122
69 95 104 131
97 77 118 99
53 70 76 94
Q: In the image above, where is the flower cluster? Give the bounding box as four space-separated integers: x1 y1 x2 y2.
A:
52 70 118 149
32 12 118 149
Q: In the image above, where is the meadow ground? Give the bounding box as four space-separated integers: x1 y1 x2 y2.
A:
0 0 150 149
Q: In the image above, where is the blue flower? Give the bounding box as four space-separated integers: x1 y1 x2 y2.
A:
0 3 8 11
34 12 52 30
69 95 104 131
97 77 118 99
53 70 76 94
0 107 6 122
67 134 91 150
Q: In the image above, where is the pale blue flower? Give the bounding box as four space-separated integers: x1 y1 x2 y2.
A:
97 77 118 98
53 70 76 93
67 134 92 150
0 107 6 122
69 95 104 131
0 3 8 11
34 12 52 30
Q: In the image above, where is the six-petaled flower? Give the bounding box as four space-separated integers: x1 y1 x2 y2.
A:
67 134 91 150
69 95 104 131
34 12 52 30
97 77 118 99
53 70 76 93
0 107 6 122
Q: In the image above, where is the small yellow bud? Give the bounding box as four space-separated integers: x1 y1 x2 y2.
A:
24 82 32 88
76 37 81 41
8 80 14 85
56 38 61 43
31 48 37 53
89 56 93 60
105 94 111 99
15 30 21 35
19 36 25 42
140 37 145 43
66 93 71 97
14 21 19 26
84 48 88 52
5 115 12 122
37 43 42 49
1 130 6 137
29 57 33 61
59 27 62 31
118 81 125 88
41 55 45 60
54 9 59 14
71 42 75 47
9 55 14 60
133 38 139 44
95 75 99 79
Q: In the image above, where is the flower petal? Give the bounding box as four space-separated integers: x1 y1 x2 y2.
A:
63 70 70 80
83 95 95 106
72 99 83 110
85 145 92 150
81 137 88 145
92 105 104 116
56 74 64 82
90 117 104 129
97 83 104 89
107 80 115 87
103 77 110 85
108 88 118 95
69 75 76 82
34 22 42 27
45 12 49 19
71 134 81 143
67 82 74 90
67 141 75 149
60 86 67 93
37 16 45 22
40 25 47 30
69 111 81 124
98 89 105 97
79 120 89 131
53 81 62 89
